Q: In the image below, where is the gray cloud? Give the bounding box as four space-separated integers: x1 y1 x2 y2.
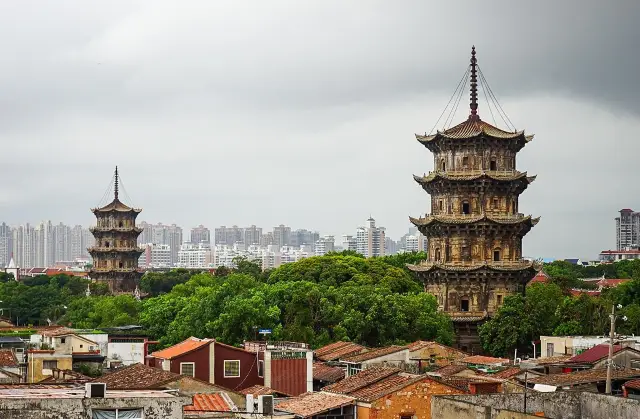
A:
0 1 639 259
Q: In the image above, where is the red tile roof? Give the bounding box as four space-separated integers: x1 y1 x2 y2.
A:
434 365 469 376
348 374 418 402
91 363 183 390
598 279 631 288
0 350 18 368
315 342 366 362
341 346 406 363
568 289 601 297
491 367 522 379
276 392 354 418
150 337 213 360
529 271 549 284
313 362 345 383
433 375 499 392
239 385 279 397
184 393 235 413
568 344 624 363
624 379 640 391
322 367 400 394
460 355 509 365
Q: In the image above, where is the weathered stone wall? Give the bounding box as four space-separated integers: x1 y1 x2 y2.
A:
433 392 640 419
0 396 190 419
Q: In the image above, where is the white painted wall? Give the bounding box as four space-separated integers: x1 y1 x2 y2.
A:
108 342 145 365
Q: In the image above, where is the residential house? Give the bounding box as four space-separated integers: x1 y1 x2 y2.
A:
623 379 640 399
432 364 478 378
0 349 21 383
27 349 72 383
276 391 356 419
527 368 640 393
313 362 345 390
94 362 245 407
314 341 367 362
457 355 510 372
406 341 467 370
540 335 640 358
147 337 313 396
0 386 190 419
339 346 409 376
564 344 640 371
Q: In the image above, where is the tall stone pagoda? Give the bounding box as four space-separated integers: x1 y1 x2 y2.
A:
89 167 143 292
408 47 540 353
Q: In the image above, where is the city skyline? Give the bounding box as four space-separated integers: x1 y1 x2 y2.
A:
1 2 636 259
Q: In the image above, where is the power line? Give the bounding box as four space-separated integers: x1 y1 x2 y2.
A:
428 67 470 135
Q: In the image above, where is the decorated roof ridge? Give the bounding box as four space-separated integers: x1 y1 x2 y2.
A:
407 259 540 273
415 119 528 143
409 214 541 226
413 171 536 184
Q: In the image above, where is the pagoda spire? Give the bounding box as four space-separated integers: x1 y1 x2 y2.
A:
469 46 479 119
114 166 119 201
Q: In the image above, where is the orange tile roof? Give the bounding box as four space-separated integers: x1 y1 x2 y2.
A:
348 375 418 402
434 365 470 376
41 327 75 337
313 363 345 383
491 367 522 379
150 337 213 360
323 367 400 394
184 393 235 412
341 346 406 363
460 355 509 365
276 392 355 418
92 363 182 390
0 350 18 368
315 342 366 362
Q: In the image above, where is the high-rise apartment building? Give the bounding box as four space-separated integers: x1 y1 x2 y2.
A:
139 243 172 268
315 236 335 256
177 243 212 268
243 225 263 246
0 223 11 267
190 225 211 244
70 225 93 260
273 225 291 248
290 229 320 249
52 222 72 263
341 235 357 252
136 222 183 265
214 225 243 246
616 209 640 250
260 232 274 246
356 217 385 257
13 224 35 268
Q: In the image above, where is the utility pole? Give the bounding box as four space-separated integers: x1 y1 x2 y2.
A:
606 304 620 395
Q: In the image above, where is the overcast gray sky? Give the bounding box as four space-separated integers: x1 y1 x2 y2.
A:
0 1 638 259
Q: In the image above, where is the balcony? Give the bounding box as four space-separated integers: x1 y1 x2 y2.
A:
90 226 143 232
91 267 140 273
89 246 144 252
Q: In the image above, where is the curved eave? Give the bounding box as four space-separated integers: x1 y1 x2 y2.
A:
409 215 539 227
413 171 535 185
91 208 142 214
89 228 144 233
415 130 528 143
407 261 537 273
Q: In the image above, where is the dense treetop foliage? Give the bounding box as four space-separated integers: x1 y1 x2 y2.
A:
479 259 640 357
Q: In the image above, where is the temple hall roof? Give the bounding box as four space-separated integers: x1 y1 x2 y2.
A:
416 116 533 143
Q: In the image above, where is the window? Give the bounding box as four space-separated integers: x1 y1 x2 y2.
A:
60 338 66 344
512 201 517 214
258 360 264 378
92 409 143 419
440 159 446 171
439 200 444 211
224 360 240 378
43 360 57 370
494 249 501 262
460 297 470 312
493 198 499 209
348 364 363 376
462 201 470 215
461 246 471 261
434 248 441 261
497 295 503 306
490 159 497 171
462 156 469 168
79 344 83 349
429 354 437 365
445 246 451 262
180 362 195 377
105 241 110 248
401 415 414 419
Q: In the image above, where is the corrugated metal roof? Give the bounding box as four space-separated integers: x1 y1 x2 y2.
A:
150 337 213 360
567 344 623 364
184 393 234 412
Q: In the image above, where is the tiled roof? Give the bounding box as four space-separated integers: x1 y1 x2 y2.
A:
624 379 640 391
408 260 538 273
529 271 549 284
313 362 345 383
323 367 400 394
460 355 509 365
598 279 631 288
315 342 366 362
414 171 536 186
150 337 213 360
91 363 182 390
406 341 468 358
41 327 75 337
416 117 527 142
491 367 522 379
239 385 278 397
528 368 640 387
525 356 571 366
184 393 235 413
569 289 601 297
433 375 499 392
341 346 406 363
409 214 539 227
93 198 140 213
434 365 471 376
276 391 354 418
567 344 623 363
0 350 18 368
348 374 418 402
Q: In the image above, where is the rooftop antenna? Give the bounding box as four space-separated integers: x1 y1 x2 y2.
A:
469 46 479 119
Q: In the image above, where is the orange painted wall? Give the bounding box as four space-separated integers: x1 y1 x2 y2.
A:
367 379 466 419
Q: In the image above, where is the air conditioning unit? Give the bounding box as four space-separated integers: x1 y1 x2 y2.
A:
85 383 106 398
258 395 274 415
246 394 256 413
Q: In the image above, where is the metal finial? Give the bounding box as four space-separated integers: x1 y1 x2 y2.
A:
470 46 479 118
114 166 119 200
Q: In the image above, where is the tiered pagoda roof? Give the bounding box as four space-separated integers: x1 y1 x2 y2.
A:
91 199 141 214
413 171 536 184
407 259 541 273
409 214 540 227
